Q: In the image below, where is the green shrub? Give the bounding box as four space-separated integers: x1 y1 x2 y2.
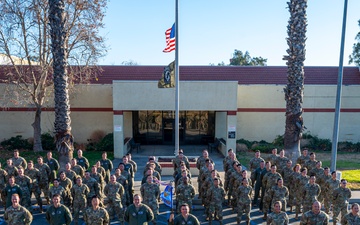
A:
310 136 332 151
1 135 32 150
272 135 284 148
41 133 56 151
86 133 113 152
236 138 253 149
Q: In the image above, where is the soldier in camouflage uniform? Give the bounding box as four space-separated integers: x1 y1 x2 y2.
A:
207 178 225 225
224 150 238 197
259 161 271 211
3 176 23 209
71 176 90 225
333 179 352 224
267 148 279 166
115 168 130 206
317 166 331 204
266 201 289 225
300 201 329 225
24 160 43 212
0 162 8 207
275 150 289 174
341 203 360 225
289 163 301 211
140 175 160 225
304 152 317 174
49 179 66 204
297 148 310 168
118 163 132 206
236 178 253 225
262 165 282 219
302 175 321 213
83 171 101 205
11 149 27 169
35 155 51 204
249 150 264 188
5 159 18 179
45 151 60 183
269 178 289 212
324 171 340 214
122 156 134 202
126 153 138 175
104 174 125 223
233 170 252 209
91 165 105 194
71 158 85 178
176 177 195 213
95 161 107 183
84 195 110 225
59 171 73 208
64 162 77 184
76 149 90 170
4 193 33 225
295 168 309 219
202 169 222 217
15 167 32 209
196 149 213 199
280 160 293 208
100 151 113 183
173 149 190 171
227 161 241 207
46 194 72 225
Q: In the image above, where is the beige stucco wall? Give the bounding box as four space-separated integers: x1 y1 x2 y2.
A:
237 85 360 143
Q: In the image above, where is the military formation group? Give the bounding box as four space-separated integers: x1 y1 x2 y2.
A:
0 147 359 225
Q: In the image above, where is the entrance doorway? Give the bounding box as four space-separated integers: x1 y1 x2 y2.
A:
163 118 185 144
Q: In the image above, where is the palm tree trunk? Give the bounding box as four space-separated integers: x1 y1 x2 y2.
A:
49 0 73 169
32 107 44 152
283 0 308 163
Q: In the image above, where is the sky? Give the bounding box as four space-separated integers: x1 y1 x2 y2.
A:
99 0 360 67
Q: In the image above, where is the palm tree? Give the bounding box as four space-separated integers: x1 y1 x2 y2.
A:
49 0 74 169
283 0 308 163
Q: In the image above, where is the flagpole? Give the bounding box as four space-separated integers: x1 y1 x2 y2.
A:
174 0 180 156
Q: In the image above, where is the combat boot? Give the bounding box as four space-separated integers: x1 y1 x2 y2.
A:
262 212 267 220
39 202 43 213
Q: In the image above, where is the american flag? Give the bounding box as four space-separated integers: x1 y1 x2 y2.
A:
163 23 175 53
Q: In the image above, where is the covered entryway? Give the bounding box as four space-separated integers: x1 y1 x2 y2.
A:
112 81 238 158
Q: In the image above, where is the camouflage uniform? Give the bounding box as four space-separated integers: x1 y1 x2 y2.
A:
12 156 27 170
236 184 252 224
84 206 110 225
91 172 105 194
83 176 101 204
71 183 89 225
302 183 321 213
317 171 331 203
59 177 73 208
226 165 238 205
4 204 33 225
104 181 125 222
207 184 225 224
297 154 310 168
46 204 72 225
44 157 59 183
76 156 90 170
173 155 190 171
72 165 85 178
341 212 360 225
288 171 301 207
203 176 223 215
116 173 130 206
35 163 51 203
0 168 8 206
15 175 32 209
262 172 282 213
269 185 289 212
120 169 132 205
233 176 250 210
64 169 77 184
295 175 309 215
259 169 271 211
300 210 329 225
304 160 317 174
324 178 340 213
266 211 289 225
24 167 42 209
4 184 23 208
5 165 18 179
176 182 195 213
140 182 160 222
124 163 134 202
49 185 66 204
333 186 352 223
100 158 113 184
267 154 279 167
276 157 289 174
